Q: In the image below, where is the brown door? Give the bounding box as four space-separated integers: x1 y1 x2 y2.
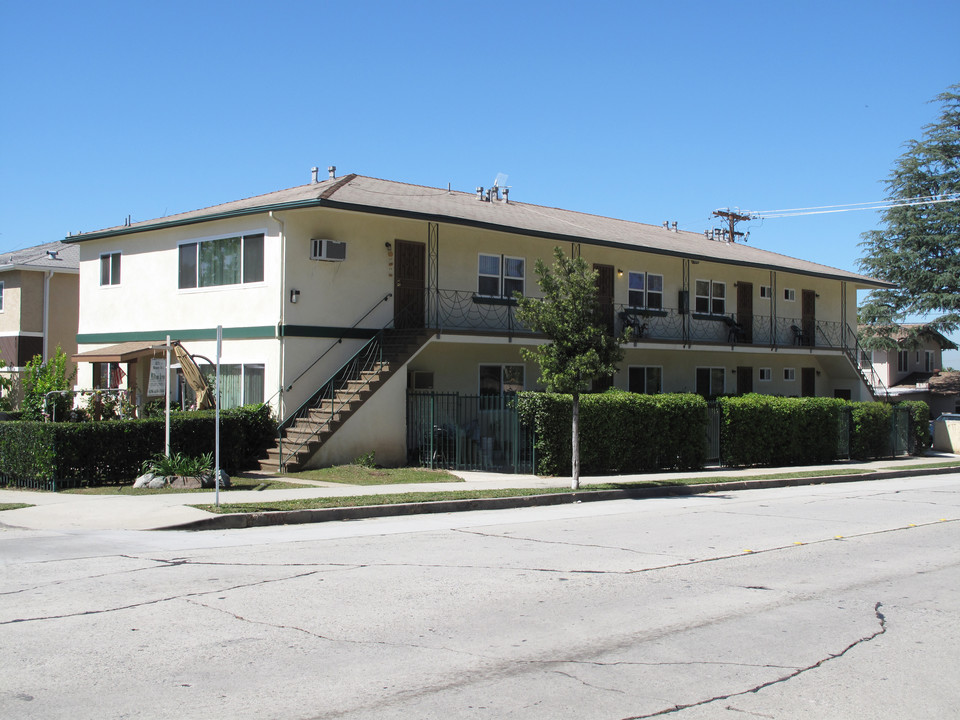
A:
737 282 753 343
737 366 753 395
594 264 615 334
394 240 425 329
801 367 816 397
802 289 816 347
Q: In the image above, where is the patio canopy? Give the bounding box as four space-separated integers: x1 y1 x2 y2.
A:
72 341 167 364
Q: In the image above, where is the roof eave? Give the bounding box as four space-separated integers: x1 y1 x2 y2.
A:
63 193 894 289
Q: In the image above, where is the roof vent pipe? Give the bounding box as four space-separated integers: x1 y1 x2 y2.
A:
328 166 336 179
672 221 678 232
477 186 485 200
311 167 319 184
502 187 509 203
663 221 669 230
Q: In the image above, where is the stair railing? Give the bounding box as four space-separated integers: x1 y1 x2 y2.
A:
267 293 392 410
842 324 888 399
278 331 385 470
275 291 433 470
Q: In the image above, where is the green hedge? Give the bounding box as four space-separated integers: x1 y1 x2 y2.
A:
516 391 707 476
0 404 274 488
719 395 847 466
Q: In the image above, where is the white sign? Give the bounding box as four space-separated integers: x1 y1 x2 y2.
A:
147 357 167 397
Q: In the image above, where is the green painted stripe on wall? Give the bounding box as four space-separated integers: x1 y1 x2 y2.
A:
280 325 378 339
77 326 277 344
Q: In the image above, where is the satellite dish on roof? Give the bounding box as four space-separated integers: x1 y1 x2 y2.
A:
493 172 509 188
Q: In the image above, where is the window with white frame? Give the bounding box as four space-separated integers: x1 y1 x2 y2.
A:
783 288 796 302
178 233 264 290
696 367 725 397
925 350 934 372
784 368 796 381
628 272 663 309
695 280 725 314
192 363 265 409
478 254 524 299
759 367 772 382
897 350 909 373
100 252 121 286
759 285 772 299
479 364 524 396
628 366 662 394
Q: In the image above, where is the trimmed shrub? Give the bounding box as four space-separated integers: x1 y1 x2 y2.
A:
849 401 893 460
516 391 708 476
0 404 275 488
719 395 846 467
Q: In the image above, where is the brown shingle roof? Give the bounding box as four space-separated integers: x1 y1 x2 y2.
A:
63 174 891 288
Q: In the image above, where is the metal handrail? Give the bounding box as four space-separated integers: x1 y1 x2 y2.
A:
266 293 392 407
278 331 385 468
841 323 888 398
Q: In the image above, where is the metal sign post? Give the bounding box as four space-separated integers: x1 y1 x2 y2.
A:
215 325 222 508
165 335 171 456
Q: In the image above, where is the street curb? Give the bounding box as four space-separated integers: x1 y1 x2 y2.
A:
158 465 960 532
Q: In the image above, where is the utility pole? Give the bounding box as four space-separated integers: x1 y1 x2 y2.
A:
712 209 751 243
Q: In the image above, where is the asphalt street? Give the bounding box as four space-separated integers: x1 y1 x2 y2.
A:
2 474 959 719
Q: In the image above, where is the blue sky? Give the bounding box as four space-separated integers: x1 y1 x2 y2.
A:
2 2 958 355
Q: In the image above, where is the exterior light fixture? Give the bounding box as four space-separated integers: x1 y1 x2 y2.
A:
290 289 300 304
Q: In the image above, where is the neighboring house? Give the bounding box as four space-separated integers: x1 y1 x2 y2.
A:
64 171 892 469
863 324 960 416
0 240 79 406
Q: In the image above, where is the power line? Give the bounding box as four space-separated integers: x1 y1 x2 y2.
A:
747 193 960 219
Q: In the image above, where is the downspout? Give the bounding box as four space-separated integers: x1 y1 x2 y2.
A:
42 271 53 361
270 211 286 419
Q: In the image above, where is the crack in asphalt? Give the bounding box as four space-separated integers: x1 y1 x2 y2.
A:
0 570 320 625
187 599 497 661
619 602 888 719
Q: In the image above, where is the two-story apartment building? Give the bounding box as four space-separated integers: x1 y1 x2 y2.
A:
0 240 79 406
64 171 892 469
864 324 959 416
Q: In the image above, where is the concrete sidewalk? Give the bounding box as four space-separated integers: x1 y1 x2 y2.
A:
1 454 957 532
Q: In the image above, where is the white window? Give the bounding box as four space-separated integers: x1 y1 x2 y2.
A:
100 252 121 286
759 285 772 299
629 366 662 394
179 233 264 289
695 280 725 314
479 364 524 396
925 351 934 373
628 272 663 309
784 368 796 381
897 350 909 373
193 363 265 409
696 367 725 397
478 254 524 298
759 367 772 382
783 288 796 302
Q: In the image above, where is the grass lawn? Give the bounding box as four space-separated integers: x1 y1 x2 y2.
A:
62 478 315 495
0 503 33 511
280 465 462 485
193 467 875 515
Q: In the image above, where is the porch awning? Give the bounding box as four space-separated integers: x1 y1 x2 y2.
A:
72 341 168 364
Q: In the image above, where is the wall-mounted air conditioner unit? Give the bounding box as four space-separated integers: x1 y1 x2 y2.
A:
409 371 434 391
310 238 347 261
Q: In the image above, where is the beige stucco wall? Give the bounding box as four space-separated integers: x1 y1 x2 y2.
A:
47 272 78 367
76 217 281 337
0 270 23 333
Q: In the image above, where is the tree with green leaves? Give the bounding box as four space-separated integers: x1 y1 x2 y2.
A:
515 247 628 489
21 347 76 421
858 84 960 349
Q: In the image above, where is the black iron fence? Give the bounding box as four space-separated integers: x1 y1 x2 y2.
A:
406 391 535 473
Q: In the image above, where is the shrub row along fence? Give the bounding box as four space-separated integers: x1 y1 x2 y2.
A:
408 391 928 477
0 405 275 490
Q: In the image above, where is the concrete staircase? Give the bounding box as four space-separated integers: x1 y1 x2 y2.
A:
259 329 432 473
